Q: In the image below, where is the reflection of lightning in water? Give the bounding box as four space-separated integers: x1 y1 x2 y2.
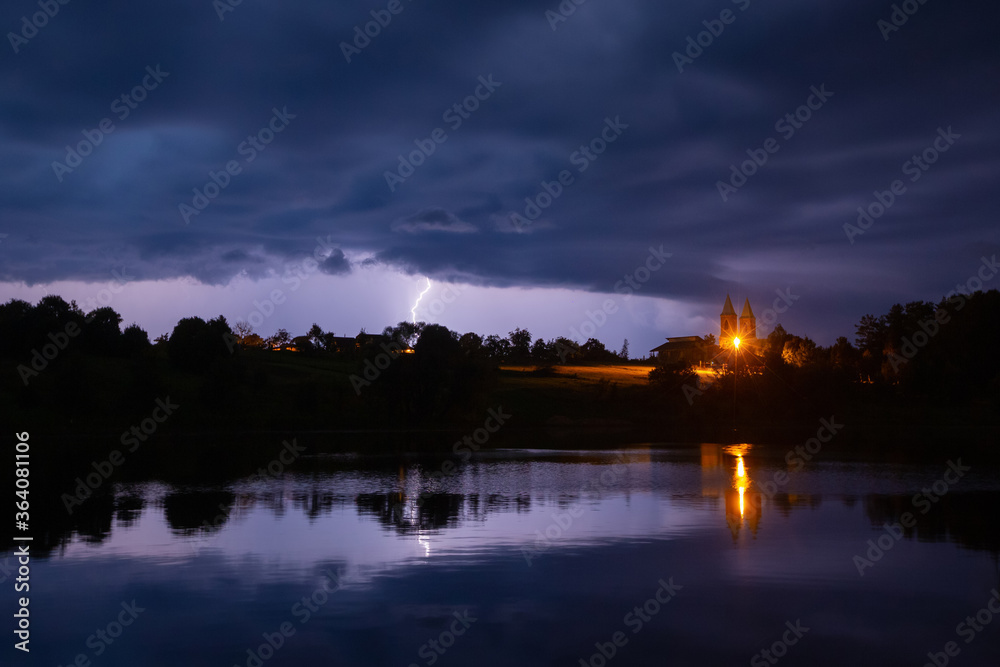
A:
418 533 431 557
411 277 432 324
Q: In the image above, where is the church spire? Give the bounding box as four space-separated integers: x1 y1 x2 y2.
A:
720 294 738 340
721 294 736 316
739 298 756 339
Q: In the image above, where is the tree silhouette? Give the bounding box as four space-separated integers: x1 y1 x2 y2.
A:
270 328 291 348
168 315 234 371
81 307 123 354
508 327 532 361
459 332 484 359
120 323 151 355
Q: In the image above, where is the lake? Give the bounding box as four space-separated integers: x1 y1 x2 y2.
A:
8 443 1000 666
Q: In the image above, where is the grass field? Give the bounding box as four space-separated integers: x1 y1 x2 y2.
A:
501 364 655 387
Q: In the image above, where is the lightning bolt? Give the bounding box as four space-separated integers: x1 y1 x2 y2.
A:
411 277 432 324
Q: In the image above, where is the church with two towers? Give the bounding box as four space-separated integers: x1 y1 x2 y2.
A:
649 294 759 362
719 294 757 350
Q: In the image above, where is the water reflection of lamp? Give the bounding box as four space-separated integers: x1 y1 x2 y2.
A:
736 455 747 518
724 449 761 541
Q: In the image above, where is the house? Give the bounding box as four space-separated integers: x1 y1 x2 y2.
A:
328 336 359 354
649 336 712 364
355 332 388 349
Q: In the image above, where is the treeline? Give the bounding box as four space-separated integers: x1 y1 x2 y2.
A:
231 319 631 364
3 289 997 444
0 295 630 432
1 296 151 372
763 288 999 399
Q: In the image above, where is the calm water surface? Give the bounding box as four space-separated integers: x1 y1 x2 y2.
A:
9 445 1000 666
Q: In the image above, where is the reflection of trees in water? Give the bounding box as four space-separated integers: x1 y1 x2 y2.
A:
162 491 235 535
74 494 115 544
355 493 464 533
3 487 118 554
15 480 1000 563
258 491 288 517
291 491 351 521
864 492 1000 555
352 492 535 534
115 495 145 528
416 493 464 529
770 493 822 517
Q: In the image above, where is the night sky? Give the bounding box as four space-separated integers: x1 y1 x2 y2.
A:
2 0 997 353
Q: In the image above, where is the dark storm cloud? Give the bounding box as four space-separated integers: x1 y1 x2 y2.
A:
318 248 351 276
391 207 478 234
1 0 998 336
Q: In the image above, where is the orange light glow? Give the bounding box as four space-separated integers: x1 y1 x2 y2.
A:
735 455 749 517
733 337 741 349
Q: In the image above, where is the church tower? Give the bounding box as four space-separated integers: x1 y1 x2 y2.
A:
720 294 738 340
739 298 756 339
